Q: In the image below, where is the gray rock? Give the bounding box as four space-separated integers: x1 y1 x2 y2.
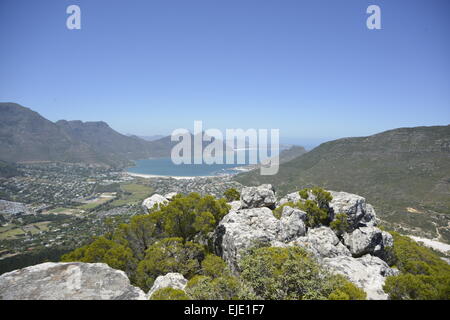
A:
343 227 394 261
142 194 168 211
227 201 242 212
213 205 310 272
323 255 399 300
0 262 146 300
278 191 301 206
291 227 351 259
164 192 178 201
213 207 280 272
240 184 277 209
328 191 377 230
147 273 188 299
279 206 307 242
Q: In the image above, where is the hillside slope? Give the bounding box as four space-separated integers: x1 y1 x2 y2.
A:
0 103 174 167
236 126 450 242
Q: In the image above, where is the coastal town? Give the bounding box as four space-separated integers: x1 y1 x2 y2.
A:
0 162 243 271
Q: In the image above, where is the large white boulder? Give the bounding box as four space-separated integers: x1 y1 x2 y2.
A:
343 226 394 261
240 184 277 209
278 190 378 230
147 273 188 299
142 194 168 211
328 191 377 230
0 262 146 300
163 192 179 201
323 255 399 300
291 227 351 259
213 207 280 272
213 206 307 272
227 201 242 212
278 191 301 207
279 206 307 242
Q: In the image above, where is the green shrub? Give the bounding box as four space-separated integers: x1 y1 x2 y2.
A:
149 193 230 241
224 188 240 202
186 274 255 300
201 254 230 278
383 231 450 300
299 189 309 200
298 200 329 228
150 287 190 300
135 237 205 291
327 275 367 300
272 202 296 219
61 236 137 278
239 246 363 300
330 213 349 235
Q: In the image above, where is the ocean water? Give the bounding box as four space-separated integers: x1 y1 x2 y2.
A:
127 158 245 177
127 148 282 177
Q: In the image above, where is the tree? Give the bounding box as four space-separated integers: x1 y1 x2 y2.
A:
113 214 161 260
150 193 230 241
61 236 137 278
135 237 205 291
224 188 240 202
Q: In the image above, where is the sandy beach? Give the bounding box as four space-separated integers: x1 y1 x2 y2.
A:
125 171 229 180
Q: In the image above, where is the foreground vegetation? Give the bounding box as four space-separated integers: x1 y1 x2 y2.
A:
61 190 450 300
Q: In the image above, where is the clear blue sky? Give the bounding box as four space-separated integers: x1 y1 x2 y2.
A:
1 0 449 146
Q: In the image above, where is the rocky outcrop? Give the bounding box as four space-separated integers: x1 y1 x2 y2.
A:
227 201 241 211
0 262 146 300
328 191 377 230
343 226 393 261
142 194 168 211
147 273 188 299
323 255 399 300
213 206 307 272
214 185 397 299
214 207 280 272
292 227 351 259
240 184 277 209
278 190 377 231
278 206 307 242
164 192 178 201
278 192 301 207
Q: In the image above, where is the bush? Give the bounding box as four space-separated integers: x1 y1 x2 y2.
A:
239 246 364 300
61 236 137 278
186 274 255 300
271 202 298 220
149 193 230 241
383 273 449 300
201 254 230 278
330 213 349 236
150 287 190 300
298 200 329 228
383 231 450 300
224 188 240 202
135 237 205 291
327 275 367 300
113 214 161 260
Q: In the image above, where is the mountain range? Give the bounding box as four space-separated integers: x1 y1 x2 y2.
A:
0 103 180 167
236 125 450 242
